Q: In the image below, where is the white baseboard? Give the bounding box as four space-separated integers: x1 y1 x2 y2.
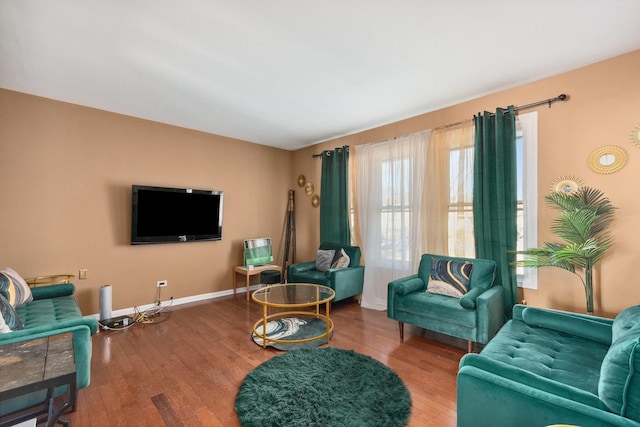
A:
86 284 262 320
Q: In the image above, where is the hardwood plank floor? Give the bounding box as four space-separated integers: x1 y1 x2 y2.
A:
67 294 465 426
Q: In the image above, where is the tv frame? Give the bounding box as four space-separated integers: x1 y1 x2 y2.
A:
131 185 223 245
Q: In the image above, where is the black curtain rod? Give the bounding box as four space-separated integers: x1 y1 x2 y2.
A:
489 93 568 117
312 94 568 157
442 93 568 129
311 146 349 158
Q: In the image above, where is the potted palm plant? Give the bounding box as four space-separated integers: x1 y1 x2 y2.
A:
516 186 615 314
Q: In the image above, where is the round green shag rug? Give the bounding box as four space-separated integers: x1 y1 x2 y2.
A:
235 347 412 427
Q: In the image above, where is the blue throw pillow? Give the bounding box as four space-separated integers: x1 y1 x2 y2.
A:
426 257 473 298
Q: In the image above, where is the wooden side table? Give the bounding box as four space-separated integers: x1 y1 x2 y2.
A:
0 333 76 427
233 265 283 301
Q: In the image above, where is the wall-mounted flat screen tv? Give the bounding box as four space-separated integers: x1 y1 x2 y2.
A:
131 185 223 245
244 238 273 266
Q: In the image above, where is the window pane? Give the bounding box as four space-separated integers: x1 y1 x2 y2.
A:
380 157 413 263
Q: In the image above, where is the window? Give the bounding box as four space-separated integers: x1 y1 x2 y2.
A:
448 145 475 257
380 157 413 264
445 112 538 288
515 112 538 289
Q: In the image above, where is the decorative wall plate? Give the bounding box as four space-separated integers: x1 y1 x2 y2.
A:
297 175 306 187
550 175 584 194
305 182 314 196
587 145 628 174
630 124 640 148
311 194 320 208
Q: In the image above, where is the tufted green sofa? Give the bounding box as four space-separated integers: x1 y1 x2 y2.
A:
457 304 640 427
0 283 99 417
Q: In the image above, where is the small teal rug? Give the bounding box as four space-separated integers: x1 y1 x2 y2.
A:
235 347 412 427
251 317 332 351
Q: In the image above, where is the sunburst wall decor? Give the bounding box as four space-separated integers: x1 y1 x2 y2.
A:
550 175 584 194
630 124 640 148
588 145 628 174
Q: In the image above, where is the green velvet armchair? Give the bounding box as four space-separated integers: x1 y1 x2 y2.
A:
387 254 504 352
287 243 364 302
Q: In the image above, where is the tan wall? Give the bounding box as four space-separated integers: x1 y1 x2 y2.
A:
292 49 640 317
0 89 293 315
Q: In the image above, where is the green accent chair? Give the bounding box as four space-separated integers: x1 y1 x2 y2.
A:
287 243 364 302
387 254 504 352
457 304 640 427
0 283 99 417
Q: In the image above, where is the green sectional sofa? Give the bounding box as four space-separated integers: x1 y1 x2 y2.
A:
0 283 99 417
457 304 640 427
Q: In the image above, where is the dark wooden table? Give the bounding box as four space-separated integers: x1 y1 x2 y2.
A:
0 333 76 427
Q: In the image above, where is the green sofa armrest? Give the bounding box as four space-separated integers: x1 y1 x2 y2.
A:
326 265 364 282
31 283 76 300
0 317 99 341
387 275 425 320
475 286 504 343
388 275 425 296
520 306 613 345
0 324 95 390
326 266 364 301
460 353 607 410
288 262 317 275
457 363 637 427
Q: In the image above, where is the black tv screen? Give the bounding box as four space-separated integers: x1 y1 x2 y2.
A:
131 185 223 245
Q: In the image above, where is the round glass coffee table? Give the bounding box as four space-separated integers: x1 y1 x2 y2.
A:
251 283 335 348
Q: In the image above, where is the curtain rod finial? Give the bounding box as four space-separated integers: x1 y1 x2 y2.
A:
558 94 568 101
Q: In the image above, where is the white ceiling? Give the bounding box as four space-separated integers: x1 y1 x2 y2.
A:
1 1 639 150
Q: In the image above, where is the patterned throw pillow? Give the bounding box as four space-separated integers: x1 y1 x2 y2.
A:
315 249 335 272
426 257 473 298
0 268 33 307
331 249 351 269
0 294 23 331
0 309 11 333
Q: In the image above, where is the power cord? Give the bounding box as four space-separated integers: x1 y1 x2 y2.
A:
99 294 174 331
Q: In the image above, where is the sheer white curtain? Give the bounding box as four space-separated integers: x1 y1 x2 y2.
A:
355 131 431 310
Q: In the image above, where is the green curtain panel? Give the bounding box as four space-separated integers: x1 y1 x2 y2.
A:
473 107 518 319
320 146 350 246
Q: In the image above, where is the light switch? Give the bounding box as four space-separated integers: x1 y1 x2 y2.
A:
79 269 87 280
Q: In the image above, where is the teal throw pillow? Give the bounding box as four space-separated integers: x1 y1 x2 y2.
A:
612 305 640 343
427 257 473 298
598 323 640 422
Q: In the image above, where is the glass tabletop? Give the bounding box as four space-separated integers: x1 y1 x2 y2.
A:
252 283 335 306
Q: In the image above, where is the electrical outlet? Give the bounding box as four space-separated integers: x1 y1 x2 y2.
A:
156 280 168 288
79 269 88 280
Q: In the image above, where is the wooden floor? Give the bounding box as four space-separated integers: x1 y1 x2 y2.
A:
67 293 465 427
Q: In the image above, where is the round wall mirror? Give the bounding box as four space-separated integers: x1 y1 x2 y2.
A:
588 146 628 174
305 182 314 196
